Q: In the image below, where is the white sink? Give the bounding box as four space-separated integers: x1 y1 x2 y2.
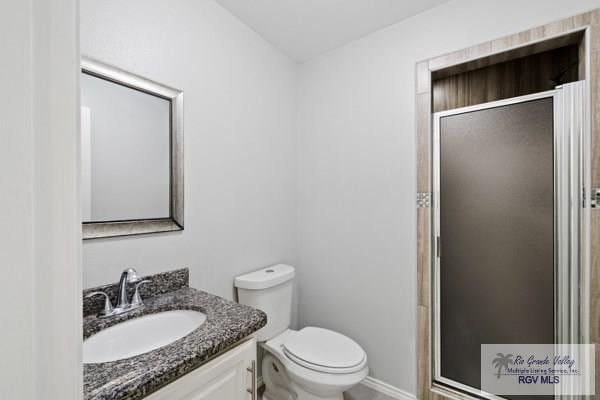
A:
83 310 207 364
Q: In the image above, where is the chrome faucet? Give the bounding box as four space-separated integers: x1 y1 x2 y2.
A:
117 268 140 309
86 268 150 318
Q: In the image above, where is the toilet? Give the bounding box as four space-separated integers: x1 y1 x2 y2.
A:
235 264 368 400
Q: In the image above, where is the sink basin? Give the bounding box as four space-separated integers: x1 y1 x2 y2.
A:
83 310 207 364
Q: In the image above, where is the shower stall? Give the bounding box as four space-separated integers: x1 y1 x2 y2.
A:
430 82 589 399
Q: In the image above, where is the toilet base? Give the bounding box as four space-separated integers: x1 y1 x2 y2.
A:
263 390 343 400
262 352 345 400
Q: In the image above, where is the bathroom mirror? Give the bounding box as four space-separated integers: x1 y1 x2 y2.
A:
81 57 183 239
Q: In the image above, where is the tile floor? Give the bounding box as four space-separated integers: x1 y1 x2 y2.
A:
258 384 397 400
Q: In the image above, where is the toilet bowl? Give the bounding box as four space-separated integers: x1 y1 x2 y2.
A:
262 328 368 400
234 265 368 400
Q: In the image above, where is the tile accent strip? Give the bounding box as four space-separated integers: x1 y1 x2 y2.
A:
82 268 189 317
417 192 431 208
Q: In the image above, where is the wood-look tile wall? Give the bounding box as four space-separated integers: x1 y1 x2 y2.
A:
432 45 580 113
415 10 600 400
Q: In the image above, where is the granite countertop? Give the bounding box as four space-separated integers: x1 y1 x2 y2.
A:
83 269 267 400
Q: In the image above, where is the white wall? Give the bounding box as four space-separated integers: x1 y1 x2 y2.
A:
80 0 297 299
32 0 82 397
1 2 35 397
296 0 600 393
1 0 81 399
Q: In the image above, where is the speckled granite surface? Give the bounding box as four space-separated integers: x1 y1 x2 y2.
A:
83 272 267 400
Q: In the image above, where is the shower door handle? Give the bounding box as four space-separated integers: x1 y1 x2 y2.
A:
436 236 441 258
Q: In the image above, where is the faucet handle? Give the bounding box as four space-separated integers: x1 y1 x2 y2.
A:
86 291 114 317
124 268 140 283
131 280 151 307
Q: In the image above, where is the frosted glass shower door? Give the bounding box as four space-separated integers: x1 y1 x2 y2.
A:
432 93 558 398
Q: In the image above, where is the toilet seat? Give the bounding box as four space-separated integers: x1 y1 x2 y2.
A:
282 327 367 374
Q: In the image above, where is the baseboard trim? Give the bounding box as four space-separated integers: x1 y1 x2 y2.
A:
360 376 416 400
259 373 415 400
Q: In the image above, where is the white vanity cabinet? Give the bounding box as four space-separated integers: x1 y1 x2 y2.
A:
145 338 257 400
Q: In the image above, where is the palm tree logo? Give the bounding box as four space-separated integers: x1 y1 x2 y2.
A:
492 353 513 378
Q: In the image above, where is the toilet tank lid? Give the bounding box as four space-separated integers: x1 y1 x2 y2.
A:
234 264 295 290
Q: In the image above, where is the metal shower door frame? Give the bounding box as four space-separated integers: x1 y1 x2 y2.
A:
430 82 590 400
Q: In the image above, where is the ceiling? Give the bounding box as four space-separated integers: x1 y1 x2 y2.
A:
215 0 450 61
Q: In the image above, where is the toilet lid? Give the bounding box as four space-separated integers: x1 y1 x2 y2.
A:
282 327 367 374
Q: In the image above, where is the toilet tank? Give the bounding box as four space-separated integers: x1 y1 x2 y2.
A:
235 264 295 342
